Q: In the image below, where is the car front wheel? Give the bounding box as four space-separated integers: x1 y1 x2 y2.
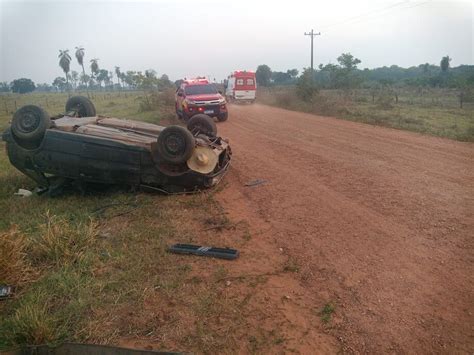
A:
154 126 195 164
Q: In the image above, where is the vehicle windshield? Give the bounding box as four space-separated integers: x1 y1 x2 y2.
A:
185 84 218 95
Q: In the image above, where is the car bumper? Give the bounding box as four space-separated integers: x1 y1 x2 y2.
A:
185 105 227 118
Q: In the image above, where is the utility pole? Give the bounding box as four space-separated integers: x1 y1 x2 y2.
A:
304 29 321 75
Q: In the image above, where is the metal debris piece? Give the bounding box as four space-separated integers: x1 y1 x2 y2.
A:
244 179 267 187
168 244 239 260
14 188 32 197
0 285 14 300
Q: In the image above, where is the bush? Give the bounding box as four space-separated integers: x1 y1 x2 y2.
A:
138 88 176 112
296 69 317 102
274 91 297 108
376 92 395 110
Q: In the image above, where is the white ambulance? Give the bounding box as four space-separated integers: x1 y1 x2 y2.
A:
225 71 257 103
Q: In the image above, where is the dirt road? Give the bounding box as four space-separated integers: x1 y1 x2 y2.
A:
216 104 474 353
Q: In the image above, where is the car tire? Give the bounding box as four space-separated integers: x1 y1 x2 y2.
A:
181 111 190 122
65 96 96 117
11 105 51 146
187 114 218 136
155 125 195 164
217 112 228 122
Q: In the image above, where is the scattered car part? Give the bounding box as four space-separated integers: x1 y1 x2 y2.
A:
0 285 14 300
14 188 33 197
2 97 231 194
244 179 267 187
168 244 239 260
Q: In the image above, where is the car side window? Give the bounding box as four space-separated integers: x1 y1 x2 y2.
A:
246 79 254 85
236 79 244 85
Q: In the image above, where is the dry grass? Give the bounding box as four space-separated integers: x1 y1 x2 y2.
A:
5 291 58 345
28 212 98 267
0 227 36 285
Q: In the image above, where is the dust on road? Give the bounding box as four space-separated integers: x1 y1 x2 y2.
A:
216 104 474 353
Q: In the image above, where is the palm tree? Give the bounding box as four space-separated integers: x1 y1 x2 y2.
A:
90 59 99 78
58 50 71 88
75 46 88 87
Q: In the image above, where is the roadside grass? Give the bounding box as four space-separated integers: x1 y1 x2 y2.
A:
258 86 474 142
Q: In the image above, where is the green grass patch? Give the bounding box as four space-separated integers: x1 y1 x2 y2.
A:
320 302 335 324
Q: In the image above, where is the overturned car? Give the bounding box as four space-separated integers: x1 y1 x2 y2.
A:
2 96 231 194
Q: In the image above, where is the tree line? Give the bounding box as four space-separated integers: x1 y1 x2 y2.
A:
256 54 474 91
0 46 173 94
2 51 473 95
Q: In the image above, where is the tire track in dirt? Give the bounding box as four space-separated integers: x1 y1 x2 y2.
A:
216 104 474 353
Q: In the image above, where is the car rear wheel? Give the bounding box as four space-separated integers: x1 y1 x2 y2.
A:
187 114 217 136
154 126 195 164
65 96 96 117
11 105 51 147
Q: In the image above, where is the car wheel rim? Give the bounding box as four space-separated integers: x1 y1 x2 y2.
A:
165 134 185 156
19 111 40 133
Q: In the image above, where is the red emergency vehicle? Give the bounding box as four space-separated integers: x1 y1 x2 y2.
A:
175 78 228 121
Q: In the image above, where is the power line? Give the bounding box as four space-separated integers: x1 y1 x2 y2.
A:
321 1 431 33
321 1 409 31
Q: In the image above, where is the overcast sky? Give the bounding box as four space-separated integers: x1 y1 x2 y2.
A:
0 0 472 83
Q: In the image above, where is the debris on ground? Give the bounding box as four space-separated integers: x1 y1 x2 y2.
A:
14 189 32 197
168 244 239 260
244 179 267 187
0 285 14 300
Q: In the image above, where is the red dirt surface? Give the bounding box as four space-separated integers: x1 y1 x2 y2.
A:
216 104 474 353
